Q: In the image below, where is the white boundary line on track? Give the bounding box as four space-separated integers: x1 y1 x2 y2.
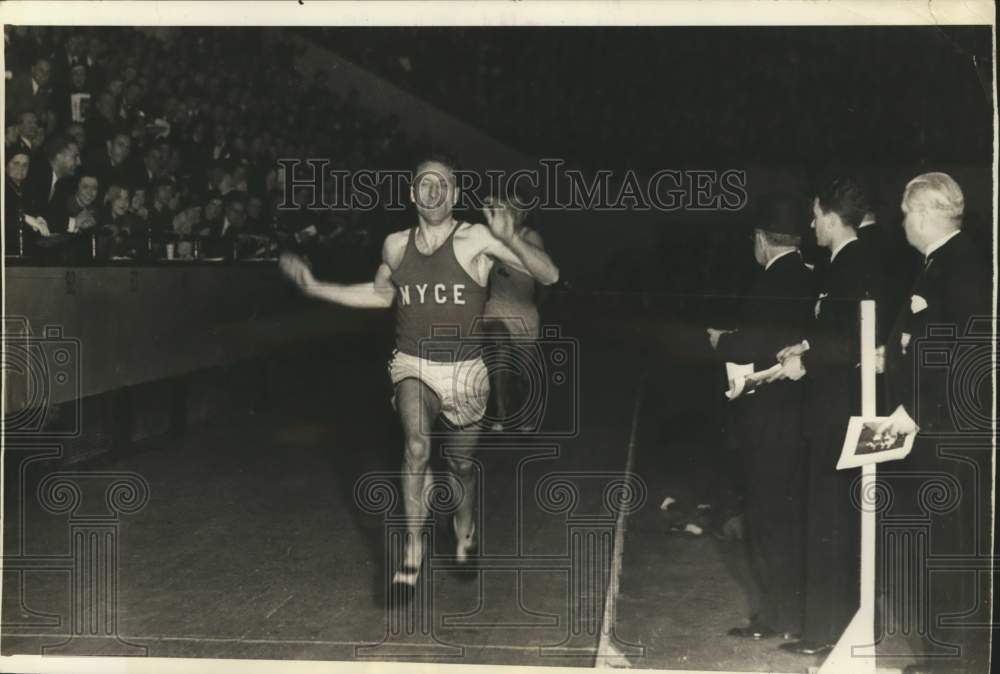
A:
593 382 644 668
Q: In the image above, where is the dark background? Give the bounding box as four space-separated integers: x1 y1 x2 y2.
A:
308 26 994 304
317 26 994 169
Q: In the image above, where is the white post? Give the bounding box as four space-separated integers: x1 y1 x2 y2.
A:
859 300 877 613
818 300 878 674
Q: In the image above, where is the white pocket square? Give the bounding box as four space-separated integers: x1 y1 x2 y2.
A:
910 294 928 314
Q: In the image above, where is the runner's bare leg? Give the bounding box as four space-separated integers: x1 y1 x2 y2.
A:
394 378 441 583
446 430 479 558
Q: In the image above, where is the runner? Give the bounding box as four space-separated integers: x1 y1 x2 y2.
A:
279 156 559 603
482 189 547 431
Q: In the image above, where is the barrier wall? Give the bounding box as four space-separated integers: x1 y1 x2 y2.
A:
4 262 386 411
3 262 390 464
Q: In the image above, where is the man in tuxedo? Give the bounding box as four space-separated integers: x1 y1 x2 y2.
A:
772 176 879 657
710 193 816 641
876 173 991 674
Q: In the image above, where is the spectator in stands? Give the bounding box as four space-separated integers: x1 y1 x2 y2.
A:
200 193 225 236
85 91 118 148
24 134 81 233
5 151 52 251
106 78 124 100
120 80 147 127
5 57 53 125
85 35 107 89
4 26 35 75
217 190 248 238
65 122 87 155
164 145 185 181
130 187 150 223
193 190 242 258
154 140 173 171
211 123 232 162
5 26 405 266
99 184 144 258
11 111 42 157
86 130 132 191
245 193 269 233
65 171 100 234
218 163 248 196
132 144 162 192
53 32 87 87
59 63 92 126
147 178 177 234
122 63 139 87
171 204 202 238
167 184 183 214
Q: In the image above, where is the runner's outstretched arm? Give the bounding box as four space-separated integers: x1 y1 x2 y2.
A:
482 205 560 285
279 250 395 309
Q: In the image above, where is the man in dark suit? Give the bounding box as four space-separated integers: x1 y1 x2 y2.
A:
84 131 132 193
856 206 922 349
772 176 879 657
24 134 81 234
9 111 42 159
5 57 53 125
876 173 991 674
710 193 816 641
84 91 118 150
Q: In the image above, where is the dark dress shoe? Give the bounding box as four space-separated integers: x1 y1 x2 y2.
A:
778 640 834 655
728 622 780 639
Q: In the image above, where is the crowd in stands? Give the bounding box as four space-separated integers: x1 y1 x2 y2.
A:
5 26 422 273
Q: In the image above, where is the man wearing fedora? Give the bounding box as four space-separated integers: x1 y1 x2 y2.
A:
709 192 816 641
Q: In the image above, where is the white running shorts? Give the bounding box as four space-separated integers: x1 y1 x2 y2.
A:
388 350 490 428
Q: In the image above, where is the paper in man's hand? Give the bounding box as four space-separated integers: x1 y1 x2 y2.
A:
836 416 916 470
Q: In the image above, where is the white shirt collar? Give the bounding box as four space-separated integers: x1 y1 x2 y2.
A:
924 230 960 260
765 248 797 271
859 214 876 228
31 78 39 95
829 236 858 263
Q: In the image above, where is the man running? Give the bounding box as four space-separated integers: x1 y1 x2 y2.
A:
482 188 547 431
279 155 559 602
